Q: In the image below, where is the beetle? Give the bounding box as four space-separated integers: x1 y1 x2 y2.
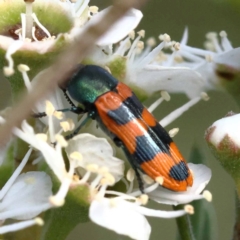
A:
34 64 193 192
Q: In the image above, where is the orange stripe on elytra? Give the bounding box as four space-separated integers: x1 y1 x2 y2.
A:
141 152 193 191
96 91 122 111
116 82 133 101
141 108 156 127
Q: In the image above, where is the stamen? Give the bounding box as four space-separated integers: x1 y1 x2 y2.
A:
146 37 156 47
129 30 135 40
17 64 31 91
126 168 135 182
184 205 194 214
3 41 24 76
0 148 32 200
60 119 75 132
75 0 90 17
160 97 201 127
31 13 51 38
137 194 149 205
202 190 212 202
206 32 222 53
100 173 115 186
89 6 99 15
148 97 163 113
161 90 171 101
159 33 171 43
20 13 26 40
55 134 68 147
32 26 38 41
53 111 64 120
155 176 164 185
45 101 55 116
137 30 145 38
200 92 209 101
0 218 43 234
219 30 232 51
78 171 91 184
169 128 179 138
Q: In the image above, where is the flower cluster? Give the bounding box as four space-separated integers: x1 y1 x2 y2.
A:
3 0 240 239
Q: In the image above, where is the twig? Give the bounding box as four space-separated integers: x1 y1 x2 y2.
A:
0 0 148 147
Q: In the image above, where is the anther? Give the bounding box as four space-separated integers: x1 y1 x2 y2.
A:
184 205 194 214
169 128 179 138
155 176 164 185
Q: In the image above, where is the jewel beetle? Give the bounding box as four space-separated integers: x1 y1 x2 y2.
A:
35 64 193 192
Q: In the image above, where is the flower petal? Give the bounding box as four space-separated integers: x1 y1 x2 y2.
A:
128 65 205 98
90 198 151 240
87 7 143 46
65 134 124 181
147 163 211 205
0 172 52 220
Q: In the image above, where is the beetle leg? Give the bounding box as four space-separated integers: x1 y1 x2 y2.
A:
32 106 87 118
133 167 145 193
113 137 123 147
64 114 91 140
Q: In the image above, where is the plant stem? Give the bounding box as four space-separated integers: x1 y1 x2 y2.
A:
173 205 196 240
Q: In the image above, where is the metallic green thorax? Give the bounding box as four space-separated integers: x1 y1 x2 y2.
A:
67 65 118 108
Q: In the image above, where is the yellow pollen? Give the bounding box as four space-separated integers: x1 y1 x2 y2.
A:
201 92 210 101
49 196 65 207
101 173 115 185
35 218 44 226
159 33 171 42
55 134 68 147
184 205 194 214
45 101 55 116
219 30 227 38
137 30 145 38
142 174 154 184
160 90 171 101
3 67 14 76
174 55 184 63
173 42 180 51
206 32 217 40
129 30 135 40
137 41 144 50
54 111 64 120
18 64 30 72
139 194 149 205
203 190 212 202
70 151 82 161
169 128 179 138
146 37 156 47
155 176 164 185
89 6 99 14
126 168 135 182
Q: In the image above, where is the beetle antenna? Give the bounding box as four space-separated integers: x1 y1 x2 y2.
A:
62 89 76 107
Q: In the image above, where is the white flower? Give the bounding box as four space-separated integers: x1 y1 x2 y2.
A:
138 163 212 205
65 133 124 182
89 185 194 240
0 0 142 76
0 148 52 234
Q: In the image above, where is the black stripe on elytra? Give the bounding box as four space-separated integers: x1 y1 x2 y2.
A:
107 92 144 125
132 134 161 164
169 160 189 181
107 102 136 125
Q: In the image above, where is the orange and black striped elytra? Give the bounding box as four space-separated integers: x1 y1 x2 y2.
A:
34 65 193 192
